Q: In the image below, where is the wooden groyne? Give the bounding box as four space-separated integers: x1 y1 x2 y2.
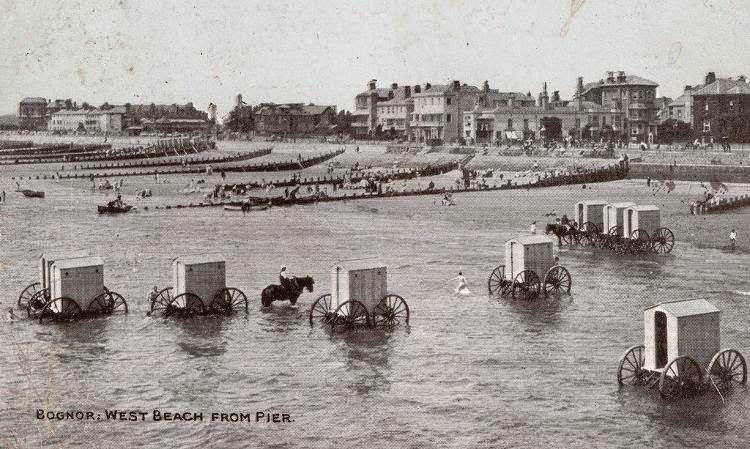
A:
48 149 344 179
690 194 750 215
628 162 750 183
217 159 463 190
152 163 628 211
74 148 272 171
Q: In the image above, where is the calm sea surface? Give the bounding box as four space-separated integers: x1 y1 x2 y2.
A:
1 165 750 448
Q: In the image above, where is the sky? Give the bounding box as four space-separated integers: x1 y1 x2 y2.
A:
0 0 748 119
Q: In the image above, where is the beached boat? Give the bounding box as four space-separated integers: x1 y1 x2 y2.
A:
17 189 45 198
97 204 134 214
224 204 269 212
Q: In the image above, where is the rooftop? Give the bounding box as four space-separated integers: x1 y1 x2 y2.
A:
645 299 719 317
506 235 554 246
21 97 47 104
691 78 750 96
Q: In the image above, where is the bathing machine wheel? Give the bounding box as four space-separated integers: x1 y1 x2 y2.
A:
372 294 410 327
308 294 333 326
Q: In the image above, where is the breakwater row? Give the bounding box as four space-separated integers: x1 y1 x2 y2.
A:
691 194 750 214
12 149 346 180
151 163 628 211
218 159 463 190
73 148 273 170
628 162 750 183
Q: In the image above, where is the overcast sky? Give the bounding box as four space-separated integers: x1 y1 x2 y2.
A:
0 0 748 117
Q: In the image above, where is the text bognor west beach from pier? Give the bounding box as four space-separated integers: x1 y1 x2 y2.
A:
2 1 750 448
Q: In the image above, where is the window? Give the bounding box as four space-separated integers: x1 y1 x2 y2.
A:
703 121 711 132
447 97 452 105
705 103 709 111
523 119 529 129
601 116 607 126
507 119 513 129
575 118 581 128
446 114 451 122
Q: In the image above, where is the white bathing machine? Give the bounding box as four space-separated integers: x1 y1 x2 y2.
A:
35 256 128 322
17 250 90 311
617 299 747 400
574 200 608 232
602 202 636 236
487 235 571 298
150 254 247 316
308 262 409 330
621 205 675 254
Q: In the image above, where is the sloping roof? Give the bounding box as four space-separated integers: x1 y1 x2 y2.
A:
669 92 690 107
581 74 659 96
412 84 481 97
173 254 225 265
53 256 105 270
506 235 554 246
691 78 750 96
628 204 660 212
645 299 719 317
21 97 47 103
356 88 393 98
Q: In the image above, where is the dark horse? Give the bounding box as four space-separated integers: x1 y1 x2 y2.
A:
260 276 314 307
545 223 576 245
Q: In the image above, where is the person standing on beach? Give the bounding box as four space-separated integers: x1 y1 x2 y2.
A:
530 221 537 234
730 229 737 250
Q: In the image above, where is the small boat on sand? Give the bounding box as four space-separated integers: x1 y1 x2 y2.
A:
224 204 270 212
98 204 135 214
17 189 45 198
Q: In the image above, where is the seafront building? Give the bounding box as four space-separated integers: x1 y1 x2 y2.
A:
49 108 126 133
463 80 625 144
578 71 659 142
353 79 532 142
690 75 750 142
253 103 336 135
18 97 49 130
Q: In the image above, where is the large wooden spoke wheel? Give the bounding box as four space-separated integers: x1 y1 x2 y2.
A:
659 356 704 400
651 227 675 255
581 221 600 234
560 232 578 247
630 229 652 253
39 297 82 324
511 270 541 299
18 282 42 308
580 222 600 247
88 290 128 315
707 349 747 394
543 266 572 296
25 289 50 319
210 288 248 315
150 287 174 313
373 294 410 327
167 293 206 317
487 265 511 296
617 345 646 386
331 300 370 333
608 225 623 238
309 294 333 326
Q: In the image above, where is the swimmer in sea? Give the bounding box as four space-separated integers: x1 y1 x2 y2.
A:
450 272 471 296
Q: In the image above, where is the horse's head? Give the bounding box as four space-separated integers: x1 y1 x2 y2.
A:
301 276 314 293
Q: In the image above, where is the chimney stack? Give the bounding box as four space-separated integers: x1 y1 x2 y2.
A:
483 80 490 92
705 72 716 85
607 71 615 83
413 85 421 94
368 79 377 90
738 75 747 83
452 80 461 90
684 85 692 92
425 82 431 91
617 71 626 82
404 85 411 98
391 82 398 90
